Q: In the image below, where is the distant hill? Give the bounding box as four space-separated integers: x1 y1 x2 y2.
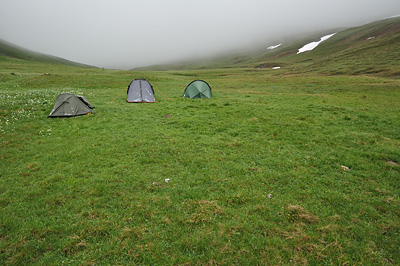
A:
0 39 93 68
1 16 399 77
135 17 400 77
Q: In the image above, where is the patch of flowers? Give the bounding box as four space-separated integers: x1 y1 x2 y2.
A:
0 88 89 134
39 128 52 136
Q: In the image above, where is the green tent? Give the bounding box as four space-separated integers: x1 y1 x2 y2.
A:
48 93 94 118
183 80 212 99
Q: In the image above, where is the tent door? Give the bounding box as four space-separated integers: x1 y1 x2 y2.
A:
139 80 143 100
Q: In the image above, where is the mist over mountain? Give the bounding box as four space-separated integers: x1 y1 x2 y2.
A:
0 38 93 67
1 0 400 69
1 15 400 77
130 16 400 77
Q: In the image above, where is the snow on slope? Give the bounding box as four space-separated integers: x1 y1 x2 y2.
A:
267 44 282 50
297 33 336 54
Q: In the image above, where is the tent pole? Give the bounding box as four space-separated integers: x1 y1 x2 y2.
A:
110 87 128 103
153 87 173 101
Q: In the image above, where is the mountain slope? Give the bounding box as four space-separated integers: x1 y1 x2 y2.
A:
0 39 93 68
135 17 400 77
288 17 400 76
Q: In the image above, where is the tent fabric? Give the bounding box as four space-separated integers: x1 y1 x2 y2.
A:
183 80 212 99
127 79 156 103
77 95 94 109
48 93 94 118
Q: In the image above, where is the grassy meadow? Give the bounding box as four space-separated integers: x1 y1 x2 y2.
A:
1 59 400 265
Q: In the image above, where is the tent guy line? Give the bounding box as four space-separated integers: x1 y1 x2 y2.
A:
153 87 173 101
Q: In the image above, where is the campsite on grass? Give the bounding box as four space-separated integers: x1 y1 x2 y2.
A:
1 14 400 266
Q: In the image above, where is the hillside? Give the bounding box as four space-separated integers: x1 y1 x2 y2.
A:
135 17 400 77
283 17 400 76
1 16 399 76
0 39 93 68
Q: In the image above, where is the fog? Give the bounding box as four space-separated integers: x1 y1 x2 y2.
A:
1 0 400 69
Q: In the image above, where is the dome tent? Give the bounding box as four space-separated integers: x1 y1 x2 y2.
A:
127 79 155 103
48 93 94 118
183 80 212 99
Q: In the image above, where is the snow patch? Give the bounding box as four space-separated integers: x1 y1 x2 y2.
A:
267 44 282 50
297 33 336 54
272 67 281 70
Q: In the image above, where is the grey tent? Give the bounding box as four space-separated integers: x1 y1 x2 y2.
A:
183 80 212 99
48 93 94 118
127 79 155 103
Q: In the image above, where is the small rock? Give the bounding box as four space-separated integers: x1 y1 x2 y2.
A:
386 161 399 167
341 165 350 171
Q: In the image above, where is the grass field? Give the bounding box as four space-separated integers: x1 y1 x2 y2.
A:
1 60 399 265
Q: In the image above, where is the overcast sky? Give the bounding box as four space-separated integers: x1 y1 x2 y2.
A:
1 0 400 69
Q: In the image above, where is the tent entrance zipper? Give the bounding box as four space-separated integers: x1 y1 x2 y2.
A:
139 80 143 101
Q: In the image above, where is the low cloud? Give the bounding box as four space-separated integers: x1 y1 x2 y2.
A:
1 0 400 69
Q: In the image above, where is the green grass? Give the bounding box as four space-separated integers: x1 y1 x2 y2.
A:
1 59 400 265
